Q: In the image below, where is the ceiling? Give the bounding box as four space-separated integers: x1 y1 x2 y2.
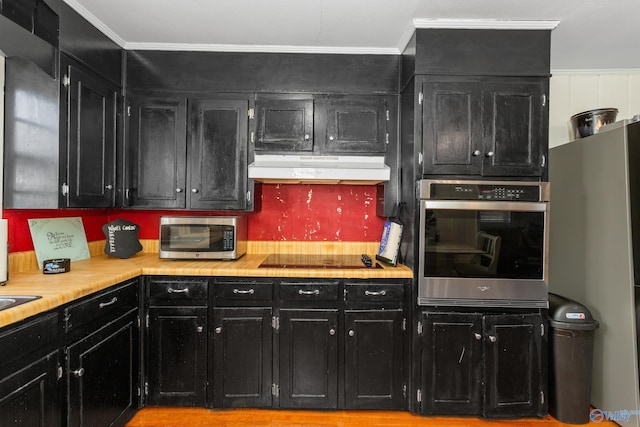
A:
64 0 639 71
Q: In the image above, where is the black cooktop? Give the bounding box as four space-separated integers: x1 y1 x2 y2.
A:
259 254 380 269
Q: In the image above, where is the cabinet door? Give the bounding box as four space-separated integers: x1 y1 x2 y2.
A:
421 81 483 176
483 313 545 418
0 351 60 427
190 99 248 210
62 60 117 207
211 307 272 408
482 81 546 177
279 309 338 409
66 312 138 427
255 97 314 152
146 307 207 406
421 312 482 415
128 97 187 208
344 309 404 410
325 96 388 154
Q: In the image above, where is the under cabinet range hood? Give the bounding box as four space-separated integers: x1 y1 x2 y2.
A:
248 154 390 185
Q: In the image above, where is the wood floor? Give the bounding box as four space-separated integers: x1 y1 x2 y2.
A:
125 407 618 427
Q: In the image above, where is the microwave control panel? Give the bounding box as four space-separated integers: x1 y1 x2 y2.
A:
429 183 541 201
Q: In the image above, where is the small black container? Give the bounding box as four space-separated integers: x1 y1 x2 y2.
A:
548 292 600 424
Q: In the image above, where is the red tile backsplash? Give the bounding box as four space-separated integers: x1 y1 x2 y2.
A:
3 184 386 252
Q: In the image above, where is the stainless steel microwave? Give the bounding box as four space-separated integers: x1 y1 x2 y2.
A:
159 216 247 260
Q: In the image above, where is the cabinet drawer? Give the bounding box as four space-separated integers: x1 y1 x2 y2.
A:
279 281 339 302
147 278 208 304
344 283 404 303
0 312 58 367
64 280 139 332
214 280 274 301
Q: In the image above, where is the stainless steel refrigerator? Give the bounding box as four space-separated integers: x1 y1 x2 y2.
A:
549 119 640 427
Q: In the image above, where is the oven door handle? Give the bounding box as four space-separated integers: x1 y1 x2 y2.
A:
422 200 548 212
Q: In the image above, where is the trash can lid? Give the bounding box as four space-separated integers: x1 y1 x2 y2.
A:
548 293 600 330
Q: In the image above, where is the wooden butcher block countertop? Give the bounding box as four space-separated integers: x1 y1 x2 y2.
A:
0 250 412 329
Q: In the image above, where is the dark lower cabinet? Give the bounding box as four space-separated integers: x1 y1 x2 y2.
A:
0 351 61 427
344 309 404 410
146 307 207 406
420 311 546 418
211 307 273 408
421 312 482 415
279 309 338 409
483 314 545 418
66 310 139 427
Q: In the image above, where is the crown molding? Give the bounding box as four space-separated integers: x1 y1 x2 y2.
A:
412 18 560 30
551 69 640 75
62 0 126 47
123 42 399 55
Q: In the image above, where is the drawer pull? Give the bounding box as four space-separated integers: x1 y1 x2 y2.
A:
72 367 85 378
298 289 320 296
167 288 189 294
233 288 255 295
99 297 118 308
364 290 386 296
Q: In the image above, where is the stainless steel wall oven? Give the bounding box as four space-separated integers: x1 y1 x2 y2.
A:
418 180 550 308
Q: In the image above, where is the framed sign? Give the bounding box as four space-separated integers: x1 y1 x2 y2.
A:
28 217 91 268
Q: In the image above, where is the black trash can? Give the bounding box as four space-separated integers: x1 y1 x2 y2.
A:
548 293 600 424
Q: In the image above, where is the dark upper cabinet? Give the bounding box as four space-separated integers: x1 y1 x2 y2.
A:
420 311 546 418
279 309 339 409
255 96 314 152
325 96 388 154
255 94 393 155
190 99 249 210
127 97 187 208
421 78 547 178
61 55 118 207
126 96 250 210
344 309 404 410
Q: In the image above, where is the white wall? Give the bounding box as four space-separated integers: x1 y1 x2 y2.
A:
549 70 640 148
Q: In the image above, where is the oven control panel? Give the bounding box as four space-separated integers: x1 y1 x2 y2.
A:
429 183 541 201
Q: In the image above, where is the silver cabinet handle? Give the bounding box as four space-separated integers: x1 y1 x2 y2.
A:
99 297 117 309
474 333 482 341
167 288 189 294
472 150 481 156
485 151 495 157
304 134 310 140
233 288 255 295
348 330 355 337
298 289 320 296
176 188 183 193
191 188 199 193
105 184 113 190
329 328 336 336
196 326 204 333
329 136 335 141
215 327 222 334
72 368 85 377
489 335 497 343
364 290 386 296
